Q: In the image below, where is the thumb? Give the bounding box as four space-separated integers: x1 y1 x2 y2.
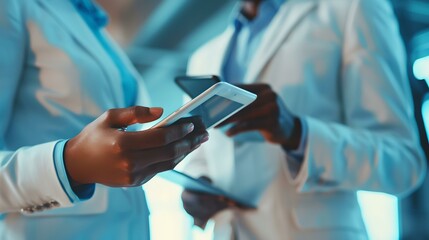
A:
102 106 163 128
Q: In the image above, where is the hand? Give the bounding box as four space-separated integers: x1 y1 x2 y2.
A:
181 177 236 229
64 106 209 187
217 84 301 150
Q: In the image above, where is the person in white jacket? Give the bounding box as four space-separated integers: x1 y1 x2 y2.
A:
181 0 427 239
0 0 208 239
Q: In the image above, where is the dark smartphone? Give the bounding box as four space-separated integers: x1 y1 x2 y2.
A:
175 75 221 98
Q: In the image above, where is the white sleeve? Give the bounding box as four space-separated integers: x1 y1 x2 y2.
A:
0 0 73 213
293 0 426 197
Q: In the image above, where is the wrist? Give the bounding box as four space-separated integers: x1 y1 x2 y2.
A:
63 140 96 199
282 117 302 150
54 140 96 202
63 139 89 187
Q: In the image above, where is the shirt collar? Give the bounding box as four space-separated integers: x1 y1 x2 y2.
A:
70 0 109 28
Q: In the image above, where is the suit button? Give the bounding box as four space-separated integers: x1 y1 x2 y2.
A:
43 202 53 209
43 201 59 209
20 207 35 214
49 201 60 207
34 205 45 212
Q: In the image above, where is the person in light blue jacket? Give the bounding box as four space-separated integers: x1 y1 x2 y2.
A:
0 0 209 239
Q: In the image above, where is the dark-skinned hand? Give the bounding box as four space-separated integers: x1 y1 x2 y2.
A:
181 177 238 229
217 84 302 150
182 85 301 228
64 106 209 188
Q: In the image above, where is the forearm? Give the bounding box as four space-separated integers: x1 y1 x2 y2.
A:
284 118 308 179
294 117 425 197
290 0 425 197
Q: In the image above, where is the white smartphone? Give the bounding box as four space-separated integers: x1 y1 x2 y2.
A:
152 82 257 129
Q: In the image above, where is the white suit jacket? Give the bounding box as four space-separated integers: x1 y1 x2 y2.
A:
0 0 150 239
184 0 427 239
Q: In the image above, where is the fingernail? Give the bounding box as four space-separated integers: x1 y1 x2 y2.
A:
192 144 201 151
173 158 182 165
201 134 209 143
186 123 195 133
150 107 163 116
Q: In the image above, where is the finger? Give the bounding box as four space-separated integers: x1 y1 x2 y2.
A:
216 90 276 127
131 141 190 165
218 101 278 127
194 218 209 229
174 116 207 130
203 196 230 213
218 196 239 208
182 190 227 210
141 173 157 185
234 83 272 93
175 117 208 140
182 191 228 215
102 106 164 128
186 129 210 148
226 118 273 137
142 160 176 179
184 191 229 208
119 122 195 150
182 190 202 204
182 191 205 216
128 132 209 165
182 189 216 198
240 86 276 109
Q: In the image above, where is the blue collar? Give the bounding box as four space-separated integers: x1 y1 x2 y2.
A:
70 0 108 29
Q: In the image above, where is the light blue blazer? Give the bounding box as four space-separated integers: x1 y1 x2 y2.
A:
0 0 151 239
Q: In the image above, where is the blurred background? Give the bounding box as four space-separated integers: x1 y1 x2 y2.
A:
96 0 429 239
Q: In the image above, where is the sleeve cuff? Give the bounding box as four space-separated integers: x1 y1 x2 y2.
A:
287 118 308 160
285 118 309 179
53 140 95 203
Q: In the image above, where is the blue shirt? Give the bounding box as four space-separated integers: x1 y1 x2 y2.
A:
53 0 138 202
222 0 308 163
223 0 283 83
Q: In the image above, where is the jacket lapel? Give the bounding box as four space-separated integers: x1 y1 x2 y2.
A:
244 0 317 84
102 32 151 106
210 26 236 76
36 0 125 107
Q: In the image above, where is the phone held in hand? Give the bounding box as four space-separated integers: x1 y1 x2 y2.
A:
174 75 265 142
152 82 257 130
159 170 257 209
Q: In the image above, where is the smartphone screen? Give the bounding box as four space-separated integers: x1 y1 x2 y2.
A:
175 75 221 98
188 94 244 128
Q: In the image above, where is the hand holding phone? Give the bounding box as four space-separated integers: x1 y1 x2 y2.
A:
152 82 257 129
